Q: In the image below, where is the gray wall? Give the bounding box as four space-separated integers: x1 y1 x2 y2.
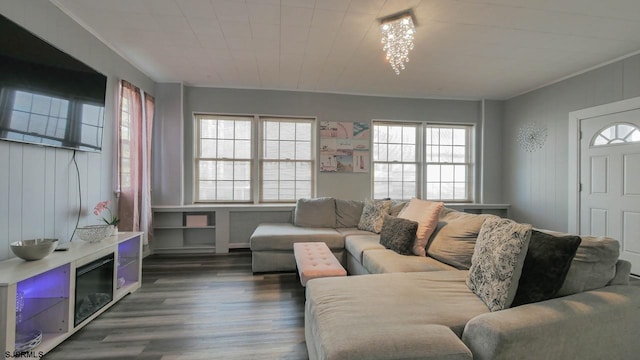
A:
481 100 504 204
0 0 154 261
503 54 640 231
153 86 489 204
152 83 184 206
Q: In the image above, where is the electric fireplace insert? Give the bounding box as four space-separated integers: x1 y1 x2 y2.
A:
74 253 114 326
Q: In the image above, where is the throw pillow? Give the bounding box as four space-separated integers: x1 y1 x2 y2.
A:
379 215 419 255
511 230 582 306
427 209 497 269
389 200 408 217
357 199 392 233
466 217 532 312
398 199 444 257
294 197 336 228
335 199 364 228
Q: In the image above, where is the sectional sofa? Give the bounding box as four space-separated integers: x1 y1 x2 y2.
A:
249 198 640 360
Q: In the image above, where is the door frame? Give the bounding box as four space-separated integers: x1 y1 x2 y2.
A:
568 96 640 234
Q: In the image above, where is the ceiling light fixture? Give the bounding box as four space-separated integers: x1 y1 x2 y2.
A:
379 10 416 75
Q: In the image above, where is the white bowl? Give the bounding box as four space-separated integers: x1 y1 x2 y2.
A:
11 239 58 261
76 225 114 243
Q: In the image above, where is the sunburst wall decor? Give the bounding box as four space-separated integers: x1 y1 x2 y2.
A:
517 123 547 152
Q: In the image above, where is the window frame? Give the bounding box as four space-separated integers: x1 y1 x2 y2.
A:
259 116 316 203
194 113 317 204
372 121 422 200
424 124 473 203
194 114 255 203
371 120 474 202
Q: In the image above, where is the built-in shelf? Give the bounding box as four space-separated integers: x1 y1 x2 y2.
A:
0 232 143 358
151 204 295 254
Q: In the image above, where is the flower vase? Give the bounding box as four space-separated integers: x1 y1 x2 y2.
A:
112 226 118 236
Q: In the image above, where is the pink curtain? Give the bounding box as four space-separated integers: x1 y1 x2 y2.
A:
117 80 154 244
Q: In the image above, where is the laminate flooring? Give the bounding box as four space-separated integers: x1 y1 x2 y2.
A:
45 251 307 360
44 252 640 360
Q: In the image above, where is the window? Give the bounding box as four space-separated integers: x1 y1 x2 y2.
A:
119 96 132 190
194 114 315 203
425 125 471 201
261 117 314 202
592 123 640 146
372 122 473 202
373 122 418 199
117 79 154 241
195 115 253 202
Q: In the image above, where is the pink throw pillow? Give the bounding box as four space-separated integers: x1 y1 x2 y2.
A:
398 199 444 256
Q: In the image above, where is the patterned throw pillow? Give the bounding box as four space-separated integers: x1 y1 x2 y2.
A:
357 199 392 233
466 217 532 312
379 215 419 255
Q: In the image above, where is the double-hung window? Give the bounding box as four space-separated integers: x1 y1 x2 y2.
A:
372 121 473 202
195 114 315 203
372 122 419 199
195 115 253 202
261 117 314 202
425 125 472 201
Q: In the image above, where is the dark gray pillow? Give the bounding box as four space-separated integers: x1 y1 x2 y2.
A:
335 199 364 228
379 215 418 256
294 197 336 228
512 230 581 306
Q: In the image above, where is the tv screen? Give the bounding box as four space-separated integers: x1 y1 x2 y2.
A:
0 14 107 152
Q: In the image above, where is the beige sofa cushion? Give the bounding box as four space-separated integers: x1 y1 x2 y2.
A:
335 199 363 228
305 272 489 346
427 208 497 269
306 272 484 360
249 223 344 250
363 249 456 274
294 197 336 228
344 235 383 263
538 229 621 296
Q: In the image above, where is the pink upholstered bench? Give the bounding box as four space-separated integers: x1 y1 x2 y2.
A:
293 242 347 286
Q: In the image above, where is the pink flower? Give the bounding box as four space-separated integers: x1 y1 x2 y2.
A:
93 200 119 226
93 200 110 216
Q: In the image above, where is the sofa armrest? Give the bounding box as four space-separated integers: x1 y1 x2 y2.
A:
609 259 631 286
462 285 640 360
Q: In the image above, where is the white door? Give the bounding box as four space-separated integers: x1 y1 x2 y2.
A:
580 109 640 275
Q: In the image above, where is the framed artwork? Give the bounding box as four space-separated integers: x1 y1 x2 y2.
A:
320 121 370 173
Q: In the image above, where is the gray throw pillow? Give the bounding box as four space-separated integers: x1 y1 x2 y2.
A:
335 199 364 228
427 209 497 269
379 215 418 255
466 217 532 312
294 197 336 228
357 199 391 233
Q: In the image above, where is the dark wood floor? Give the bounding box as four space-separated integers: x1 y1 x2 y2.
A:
45 251 307 360
45 252 640 360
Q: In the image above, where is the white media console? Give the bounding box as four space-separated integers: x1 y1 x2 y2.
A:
0 232 143 358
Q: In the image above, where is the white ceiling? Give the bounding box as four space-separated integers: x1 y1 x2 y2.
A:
51 0 640 100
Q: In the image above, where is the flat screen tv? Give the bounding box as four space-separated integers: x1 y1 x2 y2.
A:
0 14 107 152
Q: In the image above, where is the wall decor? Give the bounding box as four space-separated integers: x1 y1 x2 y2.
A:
320 121 370 172
517 123 547 152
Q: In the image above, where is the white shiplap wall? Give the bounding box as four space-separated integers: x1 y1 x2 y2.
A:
0 0 155 261
0 141 114 260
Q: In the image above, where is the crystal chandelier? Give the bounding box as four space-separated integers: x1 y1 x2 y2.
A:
380 10 416 75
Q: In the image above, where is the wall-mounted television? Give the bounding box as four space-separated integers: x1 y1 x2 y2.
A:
0 14 107 152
